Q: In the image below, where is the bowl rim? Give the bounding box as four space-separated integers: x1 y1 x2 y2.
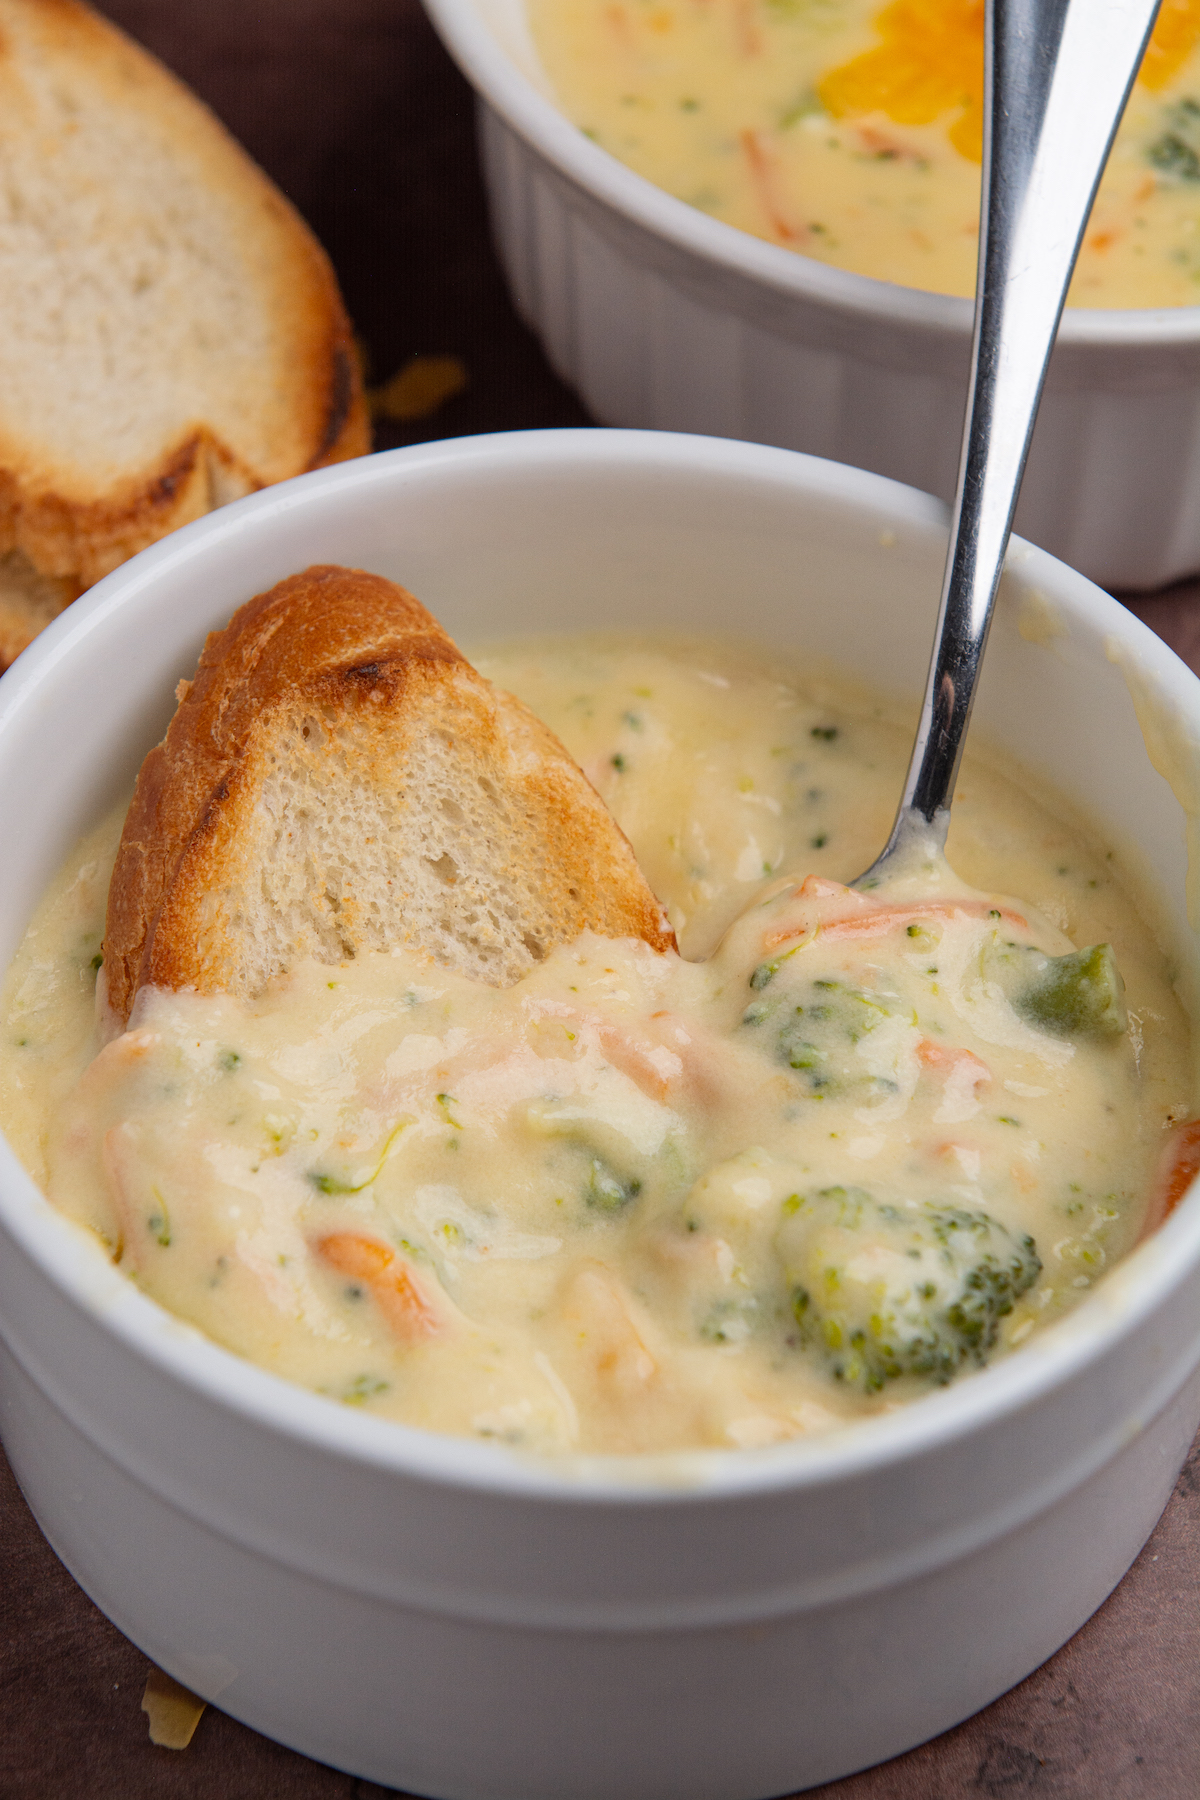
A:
421 0 1200 350
2 427 1200 1507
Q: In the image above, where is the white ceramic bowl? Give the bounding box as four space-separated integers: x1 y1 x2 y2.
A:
1 431 1199 1800
422 0 1200 593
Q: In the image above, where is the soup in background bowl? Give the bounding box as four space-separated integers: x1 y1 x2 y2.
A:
423 0 1200 590
529 0 1200 307
3 630 1193 1455
1 430 1199 1796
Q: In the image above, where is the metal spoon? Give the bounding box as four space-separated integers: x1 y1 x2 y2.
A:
857 0 1163 889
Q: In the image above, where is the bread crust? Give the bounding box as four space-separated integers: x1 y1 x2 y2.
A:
105 566 676 1021
0 0 369 603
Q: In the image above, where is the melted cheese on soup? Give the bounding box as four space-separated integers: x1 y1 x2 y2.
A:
0 636 1192 1455
528 0 1200 306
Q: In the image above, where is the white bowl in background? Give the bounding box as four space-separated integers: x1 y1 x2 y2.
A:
422 0 1200 593
1 431 1199 1799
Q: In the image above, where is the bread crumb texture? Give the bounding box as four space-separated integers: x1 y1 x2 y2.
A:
104 567 675 1021
0 0 368 665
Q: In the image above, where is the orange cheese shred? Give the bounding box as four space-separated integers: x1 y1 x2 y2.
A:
819 0 1200 166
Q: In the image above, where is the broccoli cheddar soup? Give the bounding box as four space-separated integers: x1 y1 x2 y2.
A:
529 0 1200 306
1 637 1195 1455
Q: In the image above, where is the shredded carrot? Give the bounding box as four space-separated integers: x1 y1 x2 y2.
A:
563 1265 656 1391
819 898 1027 942
82 1029 162 1085
761 924 817 951
1142 1118 1200 1237
733 0 763 56
740 130 807 243
604 3 633 47
545 1004 681 1101
595 1023 675 1100
319 1233 393 1280
917 1039 990 1084
1086 229 1121 255
856 123 929 164
316 1232 440 1338
764 896 1026 951
796 875 849 900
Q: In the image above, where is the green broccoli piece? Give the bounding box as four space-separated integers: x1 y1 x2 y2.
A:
1014 943 1126 1041
779 1187 1041 1392
585 1157 642 1213
1148 97 1200 182
743 977 901 1099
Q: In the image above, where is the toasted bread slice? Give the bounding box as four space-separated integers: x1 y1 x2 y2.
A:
104 566 676 1022
0 0 369 668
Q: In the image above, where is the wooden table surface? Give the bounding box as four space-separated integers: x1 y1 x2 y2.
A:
2 3 1199 1794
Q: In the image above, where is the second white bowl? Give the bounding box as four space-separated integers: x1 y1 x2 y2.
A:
424 0 1200 593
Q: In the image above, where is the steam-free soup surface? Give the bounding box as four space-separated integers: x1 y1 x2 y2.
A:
529 0 1200 306
0 637 1191 1454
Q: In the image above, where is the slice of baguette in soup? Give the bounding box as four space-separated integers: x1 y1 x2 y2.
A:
0 615 1194 1455
103 563 675 1022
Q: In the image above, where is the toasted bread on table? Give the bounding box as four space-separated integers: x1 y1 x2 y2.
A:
0 551 82 669
0 0 369 669
104 566 676 1022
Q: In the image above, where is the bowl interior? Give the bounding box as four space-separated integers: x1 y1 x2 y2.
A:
1 428 1198 1485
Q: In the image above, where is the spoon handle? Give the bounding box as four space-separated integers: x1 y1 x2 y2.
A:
867 0 1162 876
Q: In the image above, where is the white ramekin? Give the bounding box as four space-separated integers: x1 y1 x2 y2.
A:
422 0 1200 594
1 431 1199 1799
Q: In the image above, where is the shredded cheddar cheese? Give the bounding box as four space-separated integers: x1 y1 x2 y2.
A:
821 0 1200 162
1140 0 1200 91
820 0 985 162
531 0 1200 303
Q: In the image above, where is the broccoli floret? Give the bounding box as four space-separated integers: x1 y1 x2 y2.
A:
1013 943 1126 1040
524 1102 653 1214
743 977 905 1099
1148 97 1200 182
983 937 1126 1041
778 1186 1041 1392
585 1157 642 1213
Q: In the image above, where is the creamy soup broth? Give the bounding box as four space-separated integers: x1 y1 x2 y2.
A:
529 0 1200 306
0 636 1192 1454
